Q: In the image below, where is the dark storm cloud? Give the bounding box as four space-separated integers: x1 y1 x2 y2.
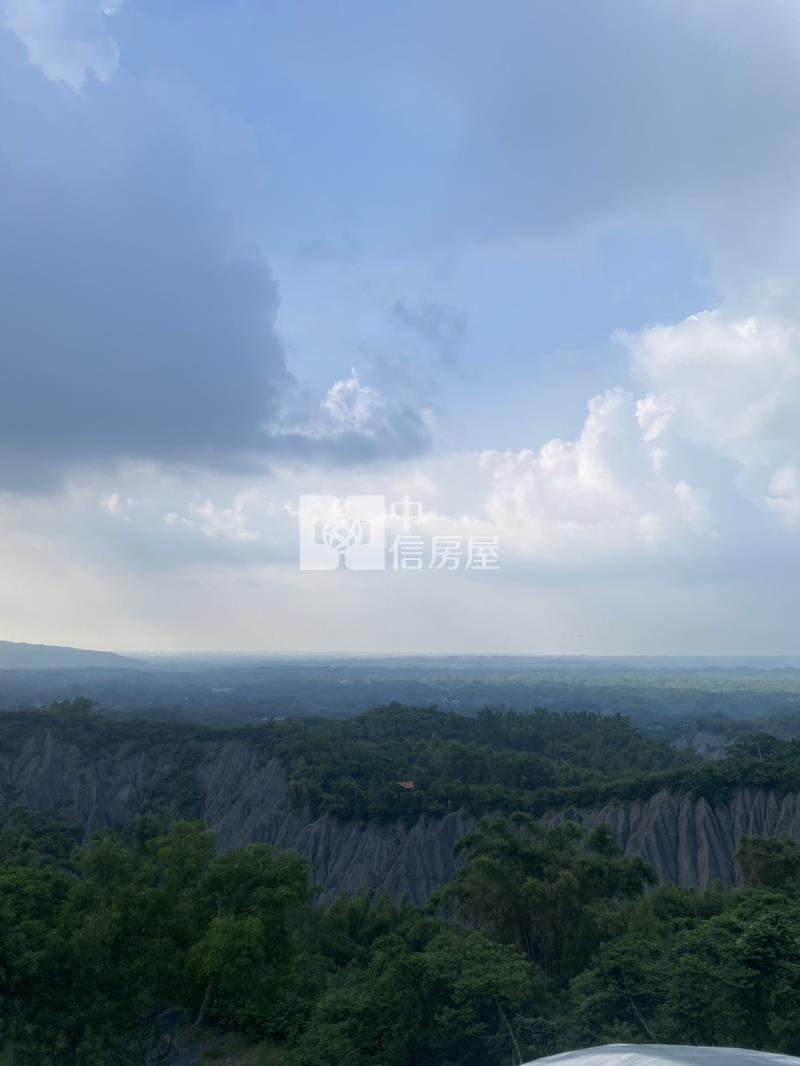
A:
0 32 429 492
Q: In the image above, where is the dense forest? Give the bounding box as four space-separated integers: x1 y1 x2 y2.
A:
4 656 800 732
259 704 800 820
7 699 800 825
6 700 800 1061
3 803 800 1063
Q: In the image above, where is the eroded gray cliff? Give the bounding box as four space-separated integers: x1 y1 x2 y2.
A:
197 740 474 903
542 788 800 890
3 728 800 903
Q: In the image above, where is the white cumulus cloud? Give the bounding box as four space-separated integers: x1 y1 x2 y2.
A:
619 310 800 512
621 312 800 465
322 370 384 430
477 388 711 563
2 0 127 90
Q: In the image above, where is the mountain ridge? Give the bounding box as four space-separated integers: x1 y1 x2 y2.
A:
2 719 799 903
0 641 144 670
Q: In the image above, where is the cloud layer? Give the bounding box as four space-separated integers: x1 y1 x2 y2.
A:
0 16 431 492
2 0 800 653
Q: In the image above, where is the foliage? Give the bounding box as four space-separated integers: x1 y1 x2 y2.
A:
0 817 310 1062
252 703 800 822
738 835 800 890
14 699 800 826
9 701 800 1060
255 703 693 823
435 816 654 988
565 888 800 1054
287 926 540 1066
4 803 800 1061
0 806 81 868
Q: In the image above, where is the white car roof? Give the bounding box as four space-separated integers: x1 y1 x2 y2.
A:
527 1046 800 1065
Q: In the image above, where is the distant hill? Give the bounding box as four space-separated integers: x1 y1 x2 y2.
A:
0 641 144 670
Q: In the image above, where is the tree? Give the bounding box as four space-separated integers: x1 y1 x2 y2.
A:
288 926 540 1066
0 817 312 1060
0 807 80 868
435 815 654 987
738 836 800 890
186 843 311 1031
563 890 800 1056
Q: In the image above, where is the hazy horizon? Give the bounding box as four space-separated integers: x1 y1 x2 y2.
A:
4 639 800 667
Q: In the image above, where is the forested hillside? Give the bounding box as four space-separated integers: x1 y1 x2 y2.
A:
4 803 800 1063
256 703 692 822
249 704 800 821
7 698 800 827
5 656 800 732
5 701 800 1061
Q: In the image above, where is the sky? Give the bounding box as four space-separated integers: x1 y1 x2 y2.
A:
1 0 799 655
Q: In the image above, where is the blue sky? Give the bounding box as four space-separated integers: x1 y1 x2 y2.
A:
115 0 719 449
1 0 799 653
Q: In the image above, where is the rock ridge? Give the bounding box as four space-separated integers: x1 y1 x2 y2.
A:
3 730 800 902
